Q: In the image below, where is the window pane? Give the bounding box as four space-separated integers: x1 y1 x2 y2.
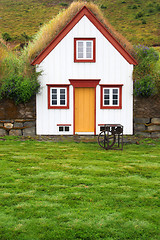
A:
52 95 57 99
60 100 65 105
104 89 109 94
59 127 63 132
78 42 83 47
104 100 109 105
86 42 91 47
112 88 118 105
65 126 69 132
104 95 109 99
78 41 84 58
60 88 66 105
51 88 57 105
52 100 57 105
104 88 110 105
52 89 57 94
113 95 118 99
86 41 92 59
86 53 91 58
78 48 83 53
60 89 65 94
60 95 65 100
113 89 118 94
86 48 91 53
78 52 83 58
113 100 118 105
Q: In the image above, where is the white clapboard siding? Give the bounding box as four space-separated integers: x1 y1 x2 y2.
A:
36 15 134 135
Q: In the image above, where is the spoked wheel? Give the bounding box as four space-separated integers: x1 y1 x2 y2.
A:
98 130 116 150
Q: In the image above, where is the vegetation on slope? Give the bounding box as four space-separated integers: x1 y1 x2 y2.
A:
0 39 40 104
133 45 160 97
0 0 159 46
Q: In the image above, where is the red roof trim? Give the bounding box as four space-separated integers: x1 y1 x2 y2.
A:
31 6 138 66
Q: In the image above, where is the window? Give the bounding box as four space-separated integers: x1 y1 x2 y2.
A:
51 88 66 106
74 38 96 62
100 85 122 109
47 85 69 109
103 88 119 106
57 124 71 132
59 126 70 132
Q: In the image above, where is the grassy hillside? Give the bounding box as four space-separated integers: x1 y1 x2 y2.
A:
0 0 159 46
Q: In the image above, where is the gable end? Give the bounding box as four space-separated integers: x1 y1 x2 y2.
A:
31 6 138 66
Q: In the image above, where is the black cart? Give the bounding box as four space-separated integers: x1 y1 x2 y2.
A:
98 124 123 150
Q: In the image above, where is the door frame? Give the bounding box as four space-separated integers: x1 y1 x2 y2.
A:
69 79 100 135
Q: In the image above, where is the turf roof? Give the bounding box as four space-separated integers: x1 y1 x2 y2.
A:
27 1 135 62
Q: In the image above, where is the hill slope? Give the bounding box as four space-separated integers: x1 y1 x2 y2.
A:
0 0 159 46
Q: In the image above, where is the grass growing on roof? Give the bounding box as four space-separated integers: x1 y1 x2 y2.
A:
26 1 134 61
0 138 160 239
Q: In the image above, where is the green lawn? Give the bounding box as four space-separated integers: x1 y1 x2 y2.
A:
0 138 160 240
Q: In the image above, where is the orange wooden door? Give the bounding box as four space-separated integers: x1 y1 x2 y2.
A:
75 88 95 133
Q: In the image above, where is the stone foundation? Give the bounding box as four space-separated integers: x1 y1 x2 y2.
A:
133 95 160 138
0 98 36 136
0 119 36 136
134 95 160 118
134 117 160 138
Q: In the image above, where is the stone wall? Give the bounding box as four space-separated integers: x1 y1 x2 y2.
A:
0 96 160 137
134 95 160 118
133 95 160 137
0 97 36 136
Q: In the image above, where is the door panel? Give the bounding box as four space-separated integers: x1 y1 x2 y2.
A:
75 88 95 133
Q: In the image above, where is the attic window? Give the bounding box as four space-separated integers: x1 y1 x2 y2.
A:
74 38 96 62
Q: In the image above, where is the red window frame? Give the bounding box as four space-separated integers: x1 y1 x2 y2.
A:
100 85 123 109
47 84 70 109
74 38 96 62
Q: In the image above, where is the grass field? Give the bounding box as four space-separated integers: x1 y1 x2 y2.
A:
0 138 160 240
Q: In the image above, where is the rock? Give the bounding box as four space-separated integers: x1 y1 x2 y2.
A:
147 125 160 131
0 129 7 136
14 122 24 128
15 119 25 122
134 118 150 124
4 123 13 129
134 123 145 132
23 127 36 136
151 132 160 138
25 112 33 118
151 118 160 124
9 129 22 136
135 132 151 137
24 121 36 127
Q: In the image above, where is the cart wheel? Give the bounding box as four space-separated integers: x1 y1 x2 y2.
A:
98 130 116 150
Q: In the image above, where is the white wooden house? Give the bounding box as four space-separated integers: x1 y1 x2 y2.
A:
32 6 138 135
